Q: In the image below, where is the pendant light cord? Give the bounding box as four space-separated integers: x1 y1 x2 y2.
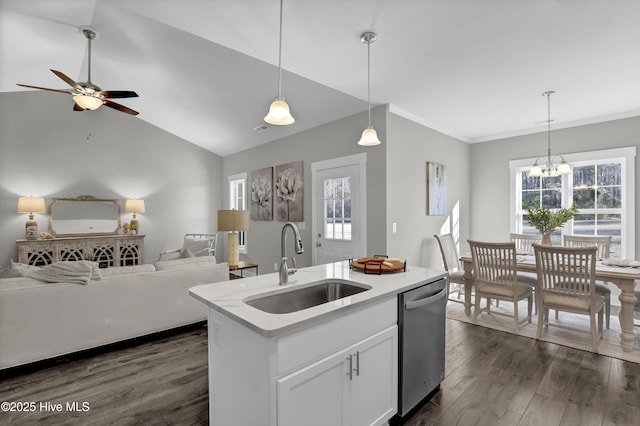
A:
277 0 283 99
367 37 371 127
546 91 552 167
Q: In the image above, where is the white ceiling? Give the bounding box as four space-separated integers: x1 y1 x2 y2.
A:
3 0 640 157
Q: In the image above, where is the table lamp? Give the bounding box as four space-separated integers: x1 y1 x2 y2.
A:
17 196 46 240
217 210 249 267
124 199 145 233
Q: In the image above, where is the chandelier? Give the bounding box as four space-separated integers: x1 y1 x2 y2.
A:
528 91 571 177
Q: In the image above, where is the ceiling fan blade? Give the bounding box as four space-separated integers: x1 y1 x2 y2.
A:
50 69 81 90
100 90 139 99
73 103 85 111
104 100 139 116
16 83 73 95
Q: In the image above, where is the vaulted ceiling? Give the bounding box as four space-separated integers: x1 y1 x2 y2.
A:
3 0 640 157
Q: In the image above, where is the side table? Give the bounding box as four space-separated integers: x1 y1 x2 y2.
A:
229 261 259 280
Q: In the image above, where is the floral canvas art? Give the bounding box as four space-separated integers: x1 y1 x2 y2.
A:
250 167 273 220
275 161 304 221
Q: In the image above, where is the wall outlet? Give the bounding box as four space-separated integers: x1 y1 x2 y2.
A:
274 262 279 271
392 223 397 233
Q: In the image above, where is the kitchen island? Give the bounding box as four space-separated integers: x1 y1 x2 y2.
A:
189 261 446 425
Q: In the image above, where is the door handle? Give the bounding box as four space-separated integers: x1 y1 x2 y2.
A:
405 288 446 310
316 242 322 247
346 355 353 380
354 351 360 377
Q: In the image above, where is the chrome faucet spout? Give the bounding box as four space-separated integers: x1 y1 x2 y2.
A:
279 222 304 285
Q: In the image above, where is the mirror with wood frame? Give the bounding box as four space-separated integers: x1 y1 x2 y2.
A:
48 196 121 236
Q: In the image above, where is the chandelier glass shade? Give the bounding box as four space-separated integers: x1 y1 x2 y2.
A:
528 91 571 178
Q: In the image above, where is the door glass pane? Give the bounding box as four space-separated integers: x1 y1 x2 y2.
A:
323 177 352 241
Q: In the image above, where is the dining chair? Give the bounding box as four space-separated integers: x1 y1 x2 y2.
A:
510 233 542 255
563 234 612 329
510 233 542 313
533 244 604 352
468 240 533 333
434 234 467 304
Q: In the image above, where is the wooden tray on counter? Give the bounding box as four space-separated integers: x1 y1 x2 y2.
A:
349 256 406 274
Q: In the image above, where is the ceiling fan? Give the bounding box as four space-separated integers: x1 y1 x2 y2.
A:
17 28 139 116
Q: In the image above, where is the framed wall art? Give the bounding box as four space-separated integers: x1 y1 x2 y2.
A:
275 160 304 221
250 167 273 220
427 162 446 215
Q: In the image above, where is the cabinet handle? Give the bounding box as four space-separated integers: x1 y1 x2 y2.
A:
346 355 353 380
354 351 360 377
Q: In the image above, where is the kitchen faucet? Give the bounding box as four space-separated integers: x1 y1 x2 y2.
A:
279 222 304 285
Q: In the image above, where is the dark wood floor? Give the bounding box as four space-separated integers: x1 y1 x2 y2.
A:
1 319 638 425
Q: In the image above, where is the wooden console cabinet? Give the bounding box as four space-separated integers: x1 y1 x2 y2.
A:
16 234 145 268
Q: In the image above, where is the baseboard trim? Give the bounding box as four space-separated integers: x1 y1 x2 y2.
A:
0 321 207 379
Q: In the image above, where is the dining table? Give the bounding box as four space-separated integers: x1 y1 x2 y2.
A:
459 253 640 353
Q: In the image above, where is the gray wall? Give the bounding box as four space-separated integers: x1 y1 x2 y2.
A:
0 92 223 266
386 113 471 268
222 106 388 274
470 116 640 255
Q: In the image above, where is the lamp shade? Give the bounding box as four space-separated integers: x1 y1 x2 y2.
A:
73 95 104 110
17 196 46 214
124 199 145 213
218 210 249 232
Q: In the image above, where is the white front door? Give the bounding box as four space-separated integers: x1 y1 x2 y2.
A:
312 154 366 265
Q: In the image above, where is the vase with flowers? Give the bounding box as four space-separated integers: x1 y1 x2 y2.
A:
525 204 578 244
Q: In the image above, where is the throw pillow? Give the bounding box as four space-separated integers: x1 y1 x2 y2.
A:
10 260 40 277
182 238 214 257
180 248 196 258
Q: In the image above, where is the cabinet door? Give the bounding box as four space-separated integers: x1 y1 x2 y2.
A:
350 326 398 426
277 347 350 426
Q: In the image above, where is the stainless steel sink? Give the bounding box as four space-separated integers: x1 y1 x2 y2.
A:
244 279 371 314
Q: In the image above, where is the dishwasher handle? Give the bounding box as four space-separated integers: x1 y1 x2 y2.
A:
404 287 446 311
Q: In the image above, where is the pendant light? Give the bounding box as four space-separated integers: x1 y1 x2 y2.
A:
264 0 295 125
358 31 381 146
528 91 571 177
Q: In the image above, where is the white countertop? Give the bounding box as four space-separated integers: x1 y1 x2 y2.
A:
189 260 447 337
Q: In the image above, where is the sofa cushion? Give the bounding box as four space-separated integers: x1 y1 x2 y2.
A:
154 256 217 271
100 264 157 277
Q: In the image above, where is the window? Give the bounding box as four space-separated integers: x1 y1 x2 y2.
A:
510 147 635 258
228 173 247 253
324 177 352 240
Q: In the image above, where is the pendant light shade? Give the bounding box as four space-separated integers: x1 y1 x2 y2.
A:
264 0 294 125
265 98 294 125
358 31 381 146
358 127 381 146
528 91 571 178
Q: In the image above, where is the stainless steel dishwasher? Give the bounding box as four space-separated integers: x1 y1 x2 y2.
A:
397 278 446 417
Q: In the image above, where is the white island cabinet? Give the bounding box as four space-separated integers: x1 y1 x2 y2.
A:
189 261 447 426
277 324 397 426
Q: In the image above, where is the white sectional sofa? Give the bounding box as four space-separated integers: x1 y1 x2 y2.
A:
0 257 229 370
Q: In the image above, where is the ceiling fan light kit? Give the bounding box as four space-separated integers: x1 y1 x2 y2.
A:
264 0 295 126
528 91 571 178
358 31 381 146
16 27 139 116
